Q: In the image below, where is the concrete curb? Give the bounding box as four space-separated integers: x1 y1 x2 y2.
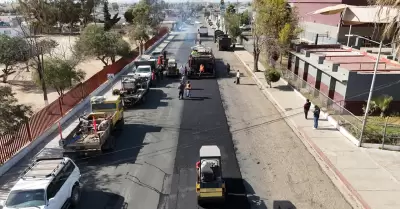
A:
234 52 370 209
0 32 171 176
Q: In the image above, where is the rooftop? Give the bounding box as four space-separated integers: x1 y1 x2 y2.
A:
200 145 221 158
291 44 400 81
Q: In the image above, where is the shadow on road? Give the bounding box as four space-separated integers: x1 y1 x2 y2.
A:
273 200 297 209
77 190 127 209
137 89 170 109
242 179 268 209
273 85 294 91
77 124 162 189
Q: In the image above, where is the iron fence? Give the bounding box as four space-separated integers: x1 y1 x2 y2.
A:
280 67 400 147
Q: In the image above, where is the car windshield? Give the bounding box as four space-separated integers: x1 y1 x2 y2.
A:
136 68 151 73
5 189 45 208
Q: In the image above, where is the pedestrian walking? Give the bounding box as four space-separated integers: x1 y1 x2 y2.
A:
313 105 321 129
304 99 311 119
235 70 240 84
185 81 192 98
178 82 185 99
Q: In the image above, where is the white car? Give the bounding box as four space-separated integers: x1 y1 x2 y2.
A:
1 157 81 209
134 65 152 78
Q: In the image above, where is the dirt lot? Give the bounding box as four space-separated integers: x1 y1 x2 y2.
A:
1 35 136 112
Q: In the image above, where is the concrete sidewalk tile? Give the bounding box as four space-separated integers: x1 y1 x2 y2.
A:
359 190 400 209
233 50 400 209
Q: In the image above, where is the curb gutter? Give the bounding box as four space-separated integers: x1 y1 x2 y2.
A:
0 32 172 176
234 52 371 209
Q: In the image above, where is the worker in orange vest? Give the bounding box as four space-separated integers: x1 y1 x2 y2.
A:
199 64 204 77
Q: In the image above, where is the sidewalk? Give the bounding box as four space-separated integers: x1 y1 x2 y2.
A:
234 50 400 209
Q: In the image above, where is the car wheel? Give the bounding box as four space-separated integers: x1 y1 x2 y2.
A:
70 185 81 207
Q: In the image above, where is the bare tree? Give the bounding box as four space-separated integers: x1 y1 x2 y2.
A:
15 0 59 106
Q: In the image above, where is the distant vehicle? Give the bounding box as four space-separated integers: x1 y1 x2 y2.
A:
240 24 251 31
195 21 201 24
113 75 148 107
198 26 208 37
217 35 232 51
196 145 225 204
1 157 82 209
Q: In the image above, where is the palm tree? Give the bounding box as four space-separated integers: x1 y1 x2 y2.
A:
374 1 400 46
372 94 393 117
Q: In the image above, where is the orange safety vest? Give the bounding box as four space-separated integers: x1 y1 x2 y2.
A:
200 64 204 72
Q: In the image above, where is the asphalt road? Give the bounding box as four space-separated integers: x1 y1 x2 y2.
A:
165 34 250 209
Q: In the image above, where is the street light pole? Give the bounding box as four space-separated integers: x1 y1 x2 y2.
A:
358 40 383 146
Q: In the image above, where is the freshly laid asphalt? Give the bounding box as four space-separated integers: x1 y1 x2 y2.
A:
166 32 250 209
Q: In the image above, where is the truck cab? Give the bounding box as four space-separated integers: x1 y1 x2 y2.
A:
196 145 225 204
90 95 123 127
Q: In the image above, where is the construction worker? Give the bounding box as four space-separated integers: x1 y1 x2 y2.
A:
199 64 205 77
185 81 192 98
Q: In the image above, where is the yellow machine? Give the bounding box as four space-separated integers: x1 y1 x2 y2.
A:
196 145 225 204
90 95 124 127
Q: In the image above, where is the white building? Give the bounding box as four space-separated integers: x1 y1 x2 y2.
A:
0 15 30 37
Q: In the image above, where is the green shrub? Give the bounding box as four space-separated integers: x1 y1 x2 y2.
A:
264 68 281 87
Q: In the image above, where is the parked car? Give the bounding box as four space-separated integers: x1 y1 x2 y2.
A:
240 24 251 31
1 157 82 209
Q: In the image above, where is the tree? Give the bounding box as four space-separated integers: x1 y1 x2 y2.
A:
124 8 134 23
129 26 150 55
226 4 236 14
264 67 281 87
103 0 121 31
240 10 250 25
204 10 211 18
80 0 101 27
225 14 248 45
372 95 393 117
252 0 300 71
111 2 119 11
0 35 29 83
56 0 82 32
130 0 151 26
17 0 60 105
0 86 32 134
75 25 130 66
33 58 85 96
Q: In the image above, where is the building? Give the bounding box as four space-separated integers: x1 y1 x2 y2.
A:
288 44 400 115
0 15 30 37
288 0 382 45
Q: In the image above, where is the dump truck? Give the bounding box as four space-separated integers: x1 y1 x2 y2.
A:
188 45 216 78
59 95 124 156
216 35 232 51
198 26 208 37
214 30 224 43
112 74 148 107
196 145 225 204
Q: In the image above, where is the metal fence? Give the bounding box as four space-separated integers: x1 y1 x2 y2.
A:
299 31 339 45
0 27 169 164
279 67 400 147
